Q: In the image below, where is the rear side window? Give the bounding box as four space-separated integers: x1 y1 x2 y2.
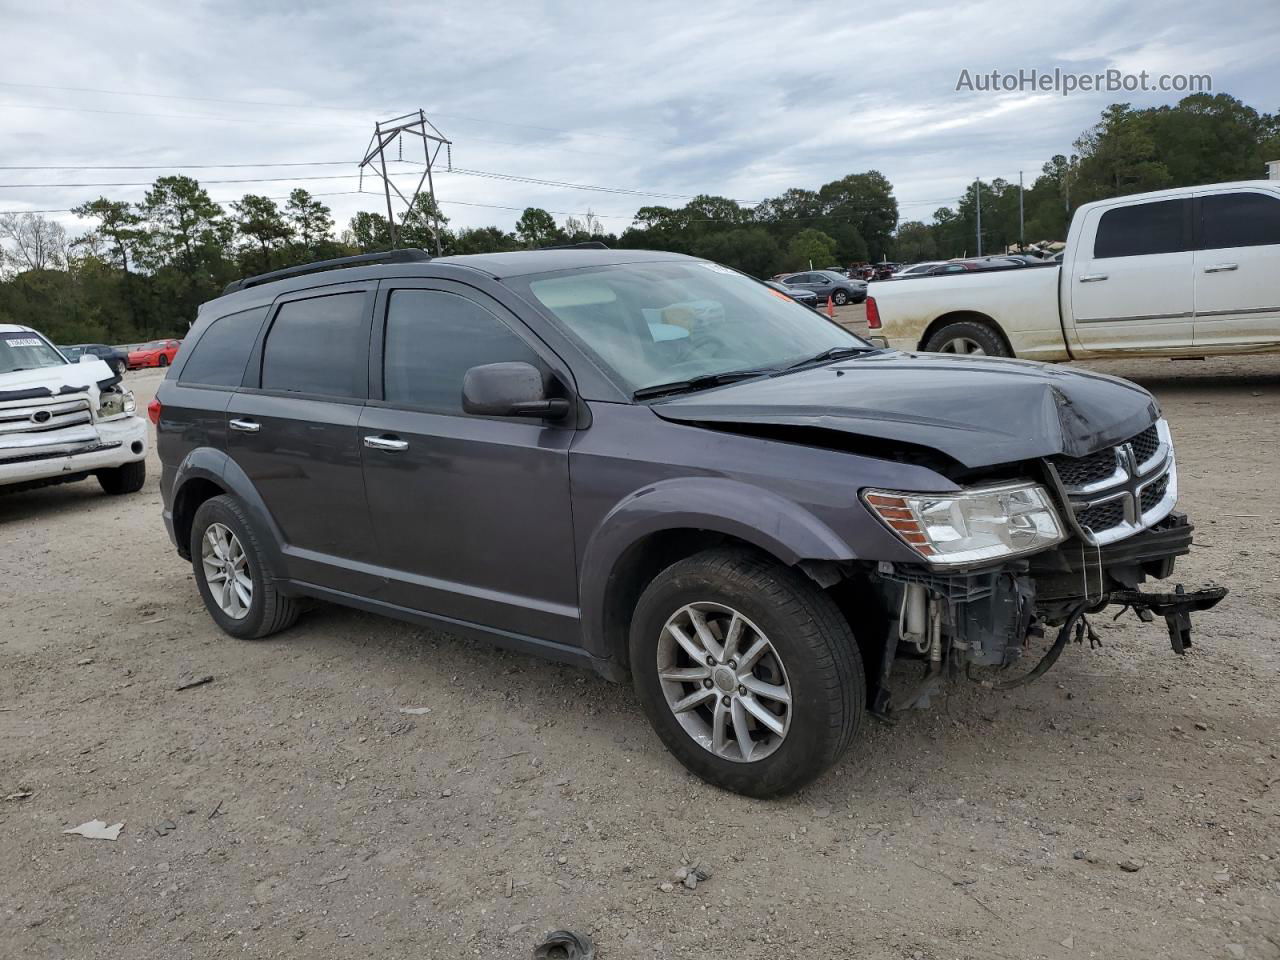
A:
1093 199 1189 258
383 289 544 414
179 306 268 387
1200 192 1280 250
261 293 366 398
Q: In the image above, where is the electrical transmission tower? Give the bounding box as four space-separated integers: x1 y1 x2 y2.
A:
358 110 451 254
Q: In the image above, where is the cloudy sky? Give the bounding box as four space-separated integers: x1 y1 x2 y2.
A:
0 0 1276 239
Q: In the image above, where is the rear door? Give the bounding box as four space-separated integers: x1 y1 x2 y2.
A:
358 280 580 645
1069 197 1195 353
225 283 378 589
1193 187 1280 348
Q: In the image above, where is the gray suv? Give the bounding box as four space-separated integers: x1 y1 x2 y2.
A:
156 248 1220 796
776 270 867 305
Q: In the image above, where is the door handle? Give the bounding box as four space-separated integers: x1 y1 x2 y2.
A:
1203 263 1238 273
363 435 409 452
1078 273 1108 283
229 418 260 433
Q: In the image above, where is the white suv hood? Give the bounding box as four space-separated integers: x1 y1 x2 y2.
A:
0 358 115 402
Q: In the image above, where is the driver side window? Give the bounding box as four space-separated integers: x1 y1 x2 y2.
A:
383 289 546 415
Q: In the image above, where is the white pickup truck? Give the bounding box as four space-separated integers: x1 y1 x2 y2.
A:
1 324 148 495
866 180 1280 360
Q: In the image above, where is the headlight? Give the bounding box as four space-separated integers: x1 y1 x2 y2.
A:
863 482 1065 565
97 388 136 419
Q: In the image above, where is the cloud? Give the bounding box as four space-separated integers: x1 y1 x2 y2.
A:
0 0 1274 238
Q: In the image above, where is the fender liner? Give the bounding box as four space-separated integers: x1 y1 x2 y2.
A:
577 477 856 662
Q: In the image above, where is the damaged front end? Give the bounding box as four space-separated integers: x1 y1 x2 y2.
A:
860 418 1226 717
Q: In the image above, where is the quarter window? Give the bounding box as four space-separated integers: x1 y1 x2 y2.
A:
1093 199 1190 259
383 290 544 414
261 293 367 398
179 306 268 388
1200 192 1280 250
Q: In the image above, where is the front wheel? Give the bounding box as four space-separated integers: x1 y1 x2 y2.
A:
97 460 145 495
629 548 864 797
832 290 850 306
158 354 169 368
922 320 1010 357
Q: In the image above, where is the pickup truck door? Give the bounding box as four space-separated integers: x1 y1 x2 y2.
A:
1192 187 1280 349
1068 197 1195 354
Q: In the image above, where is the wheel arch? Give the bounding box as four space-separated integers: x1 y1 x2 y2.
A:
578 478 857 672
918 310 1014 356
169 449 287 576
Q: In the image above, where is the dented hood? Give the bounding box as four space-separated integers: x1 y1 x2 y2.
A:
0 358 115 401
650 351 1159 469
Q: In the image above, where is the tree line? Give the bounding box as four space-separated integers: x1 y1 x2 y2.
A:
1 92 1275 345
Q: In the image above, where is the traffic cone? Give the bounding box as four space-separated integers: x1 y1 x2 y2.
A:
826 294 835 318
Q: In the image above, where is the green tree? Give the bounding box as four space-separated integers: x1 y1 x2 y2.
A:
285 189 335 253
692 228 783 277
231 194 293 271
786 228 837 270
73 198 145 332
515 207 560 248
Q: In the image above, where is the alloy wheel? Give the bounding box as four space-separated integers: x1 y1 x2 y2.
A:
939 336 986 355
656 602 792 763
201 522 252 619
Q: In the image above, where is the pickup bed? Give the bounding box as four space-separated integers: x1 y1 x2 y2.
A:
866 179 1280 361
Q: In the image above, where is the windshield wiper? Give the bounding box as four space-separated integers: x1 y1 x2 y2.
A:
785 345 875 370
633 368 778 401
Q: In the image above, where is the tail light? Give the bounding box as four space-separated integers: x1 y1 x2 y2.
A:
147 396 161 426
865 296 881 330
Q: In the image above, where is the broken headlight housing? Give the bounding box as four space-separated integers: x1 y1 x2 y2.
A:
863 482 1065 565
97 386 136 420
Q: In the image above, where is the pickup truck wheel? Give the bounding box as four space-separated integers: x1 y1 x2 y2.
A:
96 460 146 495
190 495 300 640
629 547 864 797
832 290 850 306
923 320 1010 357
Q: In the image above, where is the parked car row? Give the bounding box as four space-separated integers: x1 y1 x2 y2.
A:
56 339 184 373
882 255 1046 280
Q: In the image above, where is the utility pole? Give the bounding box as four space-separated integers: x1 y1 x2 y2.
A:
1018 170 1025 252
975 179 983 257
358 109 451 255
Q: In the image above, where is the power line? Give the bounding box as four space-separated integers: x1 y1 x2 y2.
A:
0 160 359 171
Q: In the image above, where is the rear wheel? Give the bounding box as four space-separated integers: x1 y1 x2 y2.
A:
832 289 850 306
191 495 299 639
97 460 145 495
923 320 1010 357
629 548 864 797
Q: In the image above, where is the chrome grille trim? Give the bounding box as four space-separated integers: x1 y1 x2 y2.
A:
1046 419 1177 546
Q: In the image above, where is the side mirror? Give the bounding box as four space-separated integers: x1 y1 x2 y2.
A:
462 362 570 421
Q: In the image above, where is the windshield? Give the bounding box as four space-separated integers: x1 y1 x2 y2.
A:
0 330 66 373
522 261 868 394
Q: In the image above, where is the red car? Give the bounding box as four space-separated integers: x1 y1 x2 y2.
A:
127 339 181 369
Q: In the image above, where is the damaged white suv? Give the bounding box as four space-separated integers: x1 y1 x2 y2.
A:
0 324 148 496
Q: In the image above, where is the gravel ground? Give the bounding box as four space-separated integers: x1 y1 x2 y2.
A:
2 344 1278 960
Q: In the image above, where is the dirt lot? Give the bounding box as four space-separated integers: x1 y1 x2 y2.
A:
2 342 1279 960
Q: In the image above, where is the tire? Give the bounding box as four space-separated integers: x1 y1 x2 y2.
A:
190 494 300 640
158 354 169 368
832 289 850 306
113 361 126 377
629 547 864 797
922 320 1010 357
97 460 146 495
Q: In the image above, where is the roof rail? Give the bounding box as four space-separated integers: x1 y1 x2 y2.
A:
536 241 610 251
222 249 432 294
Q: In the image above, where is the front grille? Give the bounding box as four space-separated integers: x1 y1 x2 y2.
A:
1052 446 1117 486
1130 424 1159 464
1048 419 1175 545
1077 499 1125 533
0 395 93 437
1140 474 1169 512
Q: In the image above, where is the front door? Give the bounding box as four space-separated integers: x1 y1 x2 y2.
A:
359 281 580 646
1069 197 1196 354
225 284 378 590
1193 188 1280 349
